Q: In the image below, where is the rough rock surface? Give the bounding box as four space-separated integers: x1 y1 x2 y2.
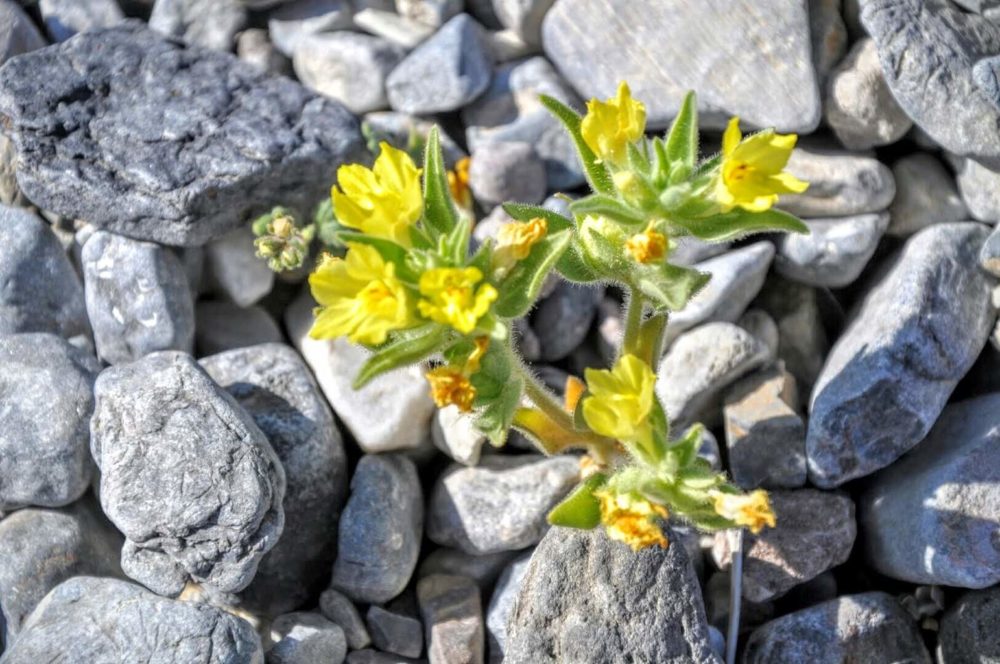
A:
937 586 1000 663
486 551 532 663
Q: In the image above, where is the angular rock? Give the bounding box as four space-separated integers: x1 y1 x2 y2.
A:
779 147 895 217
468 140 546 208
887 153 967 237
268 0 353 56
268 612 348 664
82 230 195 364
432 406 487 466
2 577 263 663
38 0 124 41
505 527 718 664
937 586 1000 664
320 588 372 650
91 351 286 596
485 551 531 663
294 32 405 115
367 605 423 658
807 223 995 487
427 455 579 555
204 227 275 307
0 333 98 511
331 454 423 604
149 0 247 51
530 281 603 361
195 301 284 356
417 574 484 664
0 0 46 66
775 212 889 288
0 22 365 246
951 154 1000 223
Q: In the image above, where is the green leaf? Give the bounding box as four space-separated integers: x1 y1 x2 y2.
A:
670 423 705 468
547 473 607 529
471 342 522 446
570 195 646 226
353 325 448 388
441 214 472 264
502 202 573 232
633 261 710 312
422 126 459 237
501 203 600 283
664 91 698 180
539 95 614 195
494 229 572 318
672 208 809 243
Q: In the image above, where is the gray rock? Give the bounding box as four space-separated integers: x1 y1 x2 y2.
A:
468 110 583 190
294 32 405 115
268 0 353 56
1 576 263 663
887 153 968 237
530 281 604 361
347 649 422 664
0 205 87 338
320 588 372 650
462 56 574 130
82 230 195 364
485 551 531 663
0 22 365 246
418 574 484 664
363 111 467 167
418 548 518 590
981 225 1000 276
824 37 911 150
200 343 348 615
937 586 1000 664
0 333 98 511
859 394 1000 587
541 0 820 133
492 0 555 46
861 0 1000 167
237 28 292 75
737 309 780 363
0 0 46 66
505 527 719 664
91 351 286 596
427 455 579 555
468 141 546 208
809 0 848 78
149 0 247 51
367 605 423 658
396 0 463 27
779 147 896 217
195 301 283 356
432 406 487 466
775 212 889 288
0 131 19 205
268 612 348 664
352 6 435 49
756 277 829 398
38 0 124 41
951 154 1000 223
331 454 423 604
807 223 995 487
743 592 930 664
386 14 492 114
712 489 855 602
204 227 275 307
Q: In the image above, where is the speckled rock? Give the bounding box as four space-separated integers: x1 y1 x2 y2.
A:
937 586 1000 664
149 0 247 51
417 574 484 664
775 212 889 288
779 147 895 217
887 153 967 237
485 551 531 663
268 612 347 664
294 32 405 114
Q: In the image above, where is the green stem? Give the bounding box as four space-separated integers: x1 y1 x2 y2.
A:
636 312 668 365
622 288 645 357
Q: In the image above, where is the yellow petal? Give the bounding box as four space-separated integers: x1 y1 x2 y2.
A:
722 117 742 157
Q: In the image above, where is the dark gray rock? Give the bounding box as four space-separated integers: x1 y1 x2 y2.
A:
203 228 275 307
200 343 348 615
779 147 895 217
505 527 719 664
294 32 405 115
418 547 518 590
268 0 353 56
268 612 347 664
38 0 124 41
468 141 546 209
0 205 87 338
82 230 195 364
743 592 930 664
807 223 995 487
0 22 366 246
951 153 1000 223
937 586 1000 664
346 650 422 664
775 212 889 288
91 351 286 596
530 281 603 361
149 0 247 51
320 588 371 650
887 153 967 238
195 301 283 356
366 605 423 658
0 0 46 66
756 277 829 398
0 333 98 511
331 454 423 604
2 576 263 663
485 551 531 663
418 574 484 664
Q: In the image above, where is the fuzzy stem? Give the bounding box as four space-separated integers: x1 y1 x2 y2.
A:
726 528 744 664
635 312 668 366
622 288 645 357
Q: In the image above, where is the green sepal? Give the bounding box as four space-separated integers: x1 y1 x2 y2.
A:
502 203 600 283
668 423 705 469
422 126 459 237
471 341 522 446
672 208 809 243
441 214 472 265
353 325 449 388
546 473 608 529
494 229 572 318
664 91 698 182
539 94 615 195
632 261 710 313
627 141 651 175
570 194 647 226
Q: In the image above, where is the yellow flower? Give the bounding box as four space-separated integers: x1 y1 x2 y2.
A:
493 217 548 271
563 374 586 413
581 82 646 166
464 336 490 374
448 156 472 209
625 225 667 264
711 489 777 534
417 267 498 334
715 117 809 213
308 244 416 345
425 366 476 412
582 354 655 441
331 142 423 246
597 490 669 550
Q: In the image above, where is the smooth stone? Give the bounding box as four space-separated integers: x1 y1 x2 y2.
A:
981 225 1000 276
237 28 292 75
468 140 546 209
396 0 463 27
268 612 348 664
951 154 1000 223
294 32 405 114
386 14 492 113
1 577 263 663
491 0 554 46
331 454 423 604
775 212 889 288
0 0 46 66
363 111 467 167
809 0 848 78
268 0 353 56
485 551 531 663
418 548 518 590
756 277 829 398
807 223 995 487
737 309 780 364
427 455 579 555
91 351 286 596
887 153 968 237
82 230 195 364
669 236 731 266
937 586 1000 663
0 205 87 338
366 605 423 658
417 574 484 664
204 227 275 307
195 301 283 356
504 527 718 663
744 592 930 663
320 588 372 650
432 406 486 466
37 0 124 41
0 22 365 246
779 147 896 217
149 0 247 51
0 333 98 511
530 281 604 361
352 7 436 49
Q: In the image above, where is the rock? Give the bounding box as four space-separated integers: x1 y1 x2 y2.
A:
662 242 774 348
352 6 436 49
432 406 487 466
37 0 124 41
737 309 780 363
468 141 546 209
859 394 1000 587
809 0 848 78
82 230 195 364
485 551 531 663
0 333 98 511
0 22 365 246
331 454 423 604
468 110 583 190
504 527 718 664
670 236 730 266
756 277 829 397
91 351 286 596
656 322 771 428
386 14 493 114
347 649 423 664
366 605 423 658
712 489 855 602
149 0 247 51
0 499 122 641
286 292 435 453
294 32 405 115
824 38 911 150
887 153 967 237
268 612 348 664
320 588 372 650
981 225 1000 276
195 301 284 356
743 592 930 664
1 576 263 663
237 28 292 75
774 212 889 288
418 548 518 590
723 364 806 489
363 111 467 167
0 0 46 66
200 343 348 615
0 131 19 205
268 0 353 56
951 154 1000 223
396 0 463 27
541 0 820 133
427 455 579 555
204 227 275 307
417 574 484 664
492 0 555 46
938 586 1000 664
861 0 1000 167
778 147 895 217
530 281 604 361
807 223 995 487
